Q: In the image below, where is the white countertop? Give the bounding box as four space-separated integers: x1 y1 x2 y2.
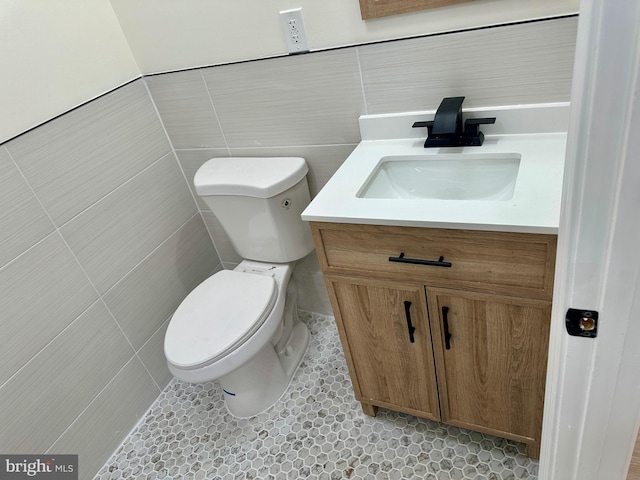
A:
301 104 568 235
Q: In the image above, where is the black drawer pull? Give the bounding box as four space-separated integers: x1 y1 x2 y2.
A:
404 301 416 343
389 252 452 268
442 306 452 350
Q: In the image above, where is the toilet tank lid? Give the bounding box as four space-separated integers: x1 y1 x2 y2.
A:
194 157 308 198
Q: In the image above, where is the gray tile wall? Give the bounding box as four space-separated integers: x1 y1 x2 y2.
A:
0 80 221 479
0 16 576 480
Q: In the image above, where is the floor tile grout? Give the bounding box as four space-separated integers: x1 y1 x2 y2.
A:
95 312 538 480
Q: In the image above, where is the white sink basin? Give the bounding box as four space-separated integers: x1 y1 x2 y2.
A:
357 153 521 201
301 104 569 234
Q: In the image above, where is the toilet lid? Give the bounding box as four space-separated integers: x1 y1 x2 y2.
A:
165 270 277 369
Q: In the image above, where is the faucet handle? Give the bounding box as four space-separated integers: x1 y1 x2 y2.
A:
464 117 496 133
412 120 434 133
462 117 496 146
412 121 436 147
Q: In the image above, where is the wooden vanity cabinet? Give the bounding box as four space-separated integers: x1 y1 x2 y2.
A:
310 222 557 458
328 278 441 421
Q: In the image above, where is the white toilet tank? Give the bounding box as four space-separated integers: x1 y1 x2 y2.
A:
194 157 315 263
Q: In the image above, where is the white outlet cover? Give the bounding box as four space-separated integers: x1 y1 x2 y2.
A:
280 8 309 54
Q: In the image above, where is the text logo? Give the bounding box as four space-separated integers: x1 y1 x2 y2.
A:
1 455 77 479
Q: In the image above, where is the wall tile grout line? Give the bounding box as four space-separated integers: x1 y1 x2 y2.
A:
0 146 56 271
132 352 164 393
142 77 226 267
0 297 102 392
135 315 171 357
199 70 232 154
52 149 173 231
173 142 361 152
0 230 72 284
44 355 156 456
100 211 215 299
355 48 369 117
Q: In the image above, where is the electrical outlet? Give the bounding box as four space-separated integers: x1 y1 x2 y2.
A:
280 8 309 54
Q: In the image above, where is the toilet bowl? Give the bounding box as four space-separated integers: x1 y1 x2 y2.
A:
165 260 309 417
163 157 315 418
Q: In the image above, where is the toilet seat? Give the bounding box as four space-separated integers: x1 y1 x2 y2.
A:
165 270 277 370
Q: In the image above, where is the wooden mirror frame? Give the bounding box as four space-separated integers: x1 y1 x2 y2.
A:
359 0 474 20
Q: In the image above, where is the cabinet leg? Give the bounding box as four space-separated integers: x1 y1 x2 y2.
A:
361 402 378 417
525 441 540 459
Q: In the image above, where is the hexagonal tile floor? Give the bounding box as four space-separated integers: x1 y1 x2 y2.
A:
94 312 538 480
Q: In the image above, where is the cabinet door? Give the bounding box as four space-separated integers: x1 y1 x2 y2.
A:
427 288 551 448
327 277 440 420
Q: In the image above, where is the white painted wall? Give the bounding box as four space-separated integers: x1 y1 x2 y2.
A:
0 0 140 143
0 0 579 144
109 0 579 74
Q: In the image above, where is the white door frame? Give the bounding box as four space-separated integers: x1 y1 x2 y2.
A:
540 0 640 478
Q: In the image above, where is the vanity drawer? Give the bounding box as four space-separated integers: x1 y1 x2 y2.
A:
310 222 557 300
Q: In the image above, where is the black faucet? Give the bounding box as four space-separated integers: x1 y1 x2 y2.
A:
413 96 496 147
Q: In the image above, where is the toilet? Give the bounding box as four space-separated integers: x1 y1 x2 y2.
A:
164 157 315 418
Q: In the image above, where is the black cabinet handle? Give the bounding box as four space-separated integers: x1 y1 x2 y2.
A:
442 306 452 350
404 301 416 343
389 252 452 268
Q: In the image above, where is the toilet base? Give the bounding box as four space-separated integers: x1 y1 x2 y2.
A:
218 318 309 418
277 318 310 379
